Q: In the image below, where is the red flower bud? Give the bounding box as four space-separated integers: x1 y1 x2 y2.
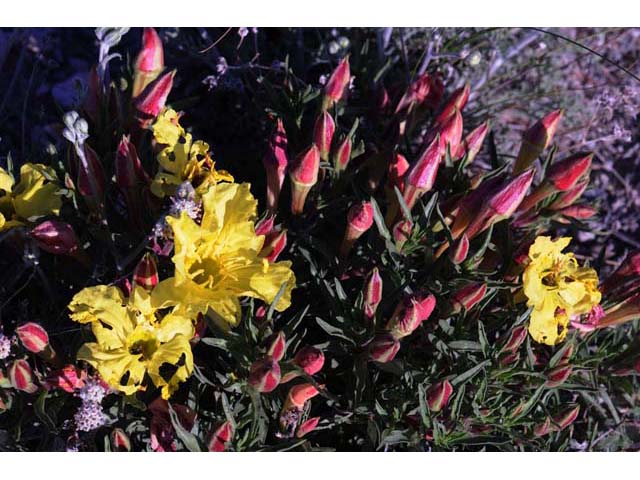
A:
369 334 401 363
387 153 410 193
9 359 38 393
601 250 640 294
514 109 563 174
449 233 469 265
340 201 374 257
598 293 640 328
534 417 552 437
395 73 433 114
116 135 150 189
259 228 287 263
323 56 350 109
549 179 588 210
500 326 528 353
133 252 159 290
363 267 383 319
294 346 325 376
386 294 436 339
286 383 320 409
133 27 165 98
557 205 597 221
248 357 281 393
208 421 234 452
547 152 593 192
30 220 79 255
266 331 287 362
255 214 276 237
393 219 413 250
77 143 106 206
111 428 131 452
498 351 520 367
451 283 487 314
45 365 86 393
333 136 352 173
545 364 573 387
552 405 580 431
454 121 489 163
439 109 463 155
313 111 336 162
263 118 289 213
16 322 49 354
426 380 453 412
403 136 442 209
296 416 320 438
289 145 320 215
435 83 470 125
134 69 175 120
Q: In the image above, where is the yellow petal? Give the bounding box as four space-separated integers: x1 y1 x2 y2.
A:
528 296 561 346
0 167 15 192
77 343 146 395
12 163 61 220
147 335 194 399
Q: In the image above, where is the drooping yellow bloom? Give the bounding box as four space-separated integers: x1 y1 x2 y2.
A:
523 236 601 345
151 108 233 197
69 284 195 399
153 181 296 326
0 163 62 231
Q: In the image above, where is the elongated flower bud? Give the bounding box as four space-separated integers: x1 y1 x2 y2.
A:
498 351 520 367
534 417 552 437
513 109 563 174
395 73 433 114
248 357 281 393
266 332 286 362
9 359 38 393
369 334 401 363
393 219 413 250
333 136 352 173
454 121 489 162
133 27 165 98
289 145 320 215
427 380 453 412
208 421 234 452
323 56 350 110
294 346 325 376
255 214 276 237
556 205 597 222
30 220 79 255
545 364 573 387
133 252 159 290
439 109 463 156
340 201 374 257
435 83 471 125
547 152 593 191
285 383 320 409
16 323 49 354
134 69 175 122
601 250 640 294
598 292 640 328
451 283 487 314
296 417 320 438
363 267 383 319
111 428 131 452
77 143 106 207
259 228 287 263
45 365 86 393
549 179 589 210
314 111 335 162
116 135 150 189
403 136 442 210
386 294 436 339
449 233 469 265
500 326 528 353
263 118 289 213
387 153 410 193
552 405 580 431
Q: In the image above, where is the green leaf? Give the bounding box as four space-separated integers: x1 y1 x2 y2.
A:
168 404 201 452
451 359 491 386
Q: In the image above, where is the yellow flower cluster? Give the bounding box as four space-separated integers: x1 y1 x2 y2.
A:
523 236 601 345
0 163 62 231
150 108 233 197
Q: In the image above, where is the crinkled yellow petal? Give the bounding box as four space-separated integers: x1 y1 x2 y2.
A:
528 236 571 261
129 285 155 318
0 167 15 192
236 259 296 312
528 296 561 346
201 182 257 233
77 343 146 395
153 108 184 146
156 312 195 343
147 335 194 400
12 163 61 220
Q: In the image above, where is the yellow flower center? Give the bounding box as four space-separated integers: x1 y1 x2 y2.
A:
126 327 160 360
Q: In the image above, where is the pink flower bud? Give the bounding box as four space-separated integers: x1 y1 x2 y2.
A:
403 136 442 210
559 343 575 365
363 267 383 319
454 121 489 163
133 27 165 98
534 417 552 437
393 219 413 250
333 136 352 173
498 351 520 367
557 205 597 221
16 322 49 354
111 428 131 452
134 69 175 121
296 417 320 438
340 201 374 257
263 118 288 212
386 294 436 339
451 283 487 314
395 73 433 114
313 111 336 162
116 135 150 189
77 143 106 206
514 109 563 174
30 220 79 255
547 152 593 192
369 334 401 363
133 252 159 290
387 153 410 193
500 326 528 353
323 56 350 109
545 364 573 387
601 250 640 294
9 359 38 393
552 405 580 431
448 233 469 265
439 109 463 155
549 179 588 210
248 357 281 393
259 228 287 263
286 383 320 409
255 214 276 237
208 421 234 452
294 346 325 376
266 331 286 362
435 83 470 126
45 365 86 393
426 380 453 412
289 145 320 215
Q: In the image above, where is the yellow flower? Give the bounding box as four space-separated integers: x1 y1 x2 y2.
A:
154 181 296 326
0 163 62 231
151 108 233 197
69 284 195 399
523 236 601 345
